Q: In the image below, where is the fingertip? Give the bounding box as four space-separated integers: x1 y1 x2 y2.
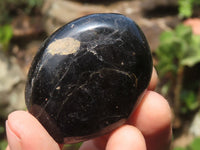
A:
6 111 60 150
6 146 10 150
106 125 146 150
81 125 147 150
129 91 172 150
148 67 158 90
129 91 172 135
6 120 22 150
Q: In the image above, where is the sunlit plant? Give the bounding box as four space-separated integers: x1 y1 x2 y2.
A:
156 24 200 114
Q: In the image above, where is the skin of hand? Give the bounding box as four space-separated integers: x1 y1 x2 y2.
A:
6 67 172 150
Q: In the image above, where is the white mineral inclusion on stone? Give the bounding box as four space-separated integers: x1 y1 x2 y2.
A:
47 37 80 55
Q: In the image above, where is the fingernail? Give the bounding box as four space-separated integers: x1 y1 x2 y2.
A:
6 120 22 150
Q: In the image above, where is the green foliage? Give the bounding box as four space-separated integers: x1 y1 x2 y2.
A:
178 0 200 18
64 142 82 150
156 24 200 77
0 126 4 135
174 137 200 150
0 140 7 150
178 0 194 18
0 125 7 150
174 148 185 150
0 0 43 24
20 0 43 14
0 0 43 49
0 25 13 51
156 24 200 114
189 138 200 150
181 90 199 113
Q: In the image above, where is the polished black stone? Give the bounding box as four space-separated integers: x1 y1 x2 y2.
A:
25 13 153 144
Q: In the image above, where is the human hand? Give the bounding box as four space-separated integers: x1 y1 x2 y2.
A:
6 68 172 150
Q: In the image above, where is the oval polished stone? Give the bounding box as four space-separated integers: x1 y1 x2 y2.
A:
25 13 153 144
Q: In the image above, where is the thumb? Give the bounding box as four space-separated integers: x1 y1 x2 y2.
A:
6 111 61 150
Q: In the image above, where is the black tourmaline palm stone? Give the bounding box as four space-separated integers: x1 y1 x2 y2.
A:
25 13 153 143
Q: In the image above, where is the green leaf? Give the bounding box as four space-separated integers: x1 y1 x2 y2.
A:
180 35 200 67
64 142 82 149
174 137 200 150
178 0 193 18
156 24 200 77
0 126 4 134
0 140 7 150
188 137 200 150
178 0 200 18
161 82 171 96
0 24 13 51
160 31 174 44
173 147 186 150
181 90 199 112
176 24 192 38
181 55 200 67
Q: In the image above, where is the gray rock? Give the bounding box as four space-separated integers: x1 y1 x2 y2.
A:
142 0 178 10
0 51 26 117
42 0 179 51
42 0 110 34
189 110 200 136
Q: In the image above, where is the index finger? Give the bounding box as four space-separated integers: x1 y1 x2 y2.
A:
128 91 172 150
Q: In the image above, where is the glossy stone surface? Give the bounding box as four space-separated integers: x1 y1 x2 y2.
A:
25 13 153 144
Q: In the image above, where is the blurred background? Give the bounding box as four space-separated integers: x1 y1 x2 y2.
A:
0 0 200 149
